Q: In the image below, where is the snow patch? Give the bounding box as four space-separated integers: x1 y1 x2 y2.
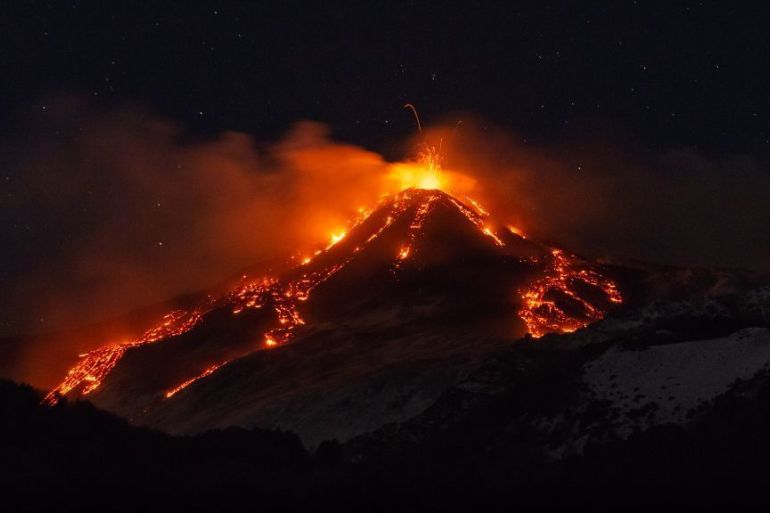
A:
583 327 770 433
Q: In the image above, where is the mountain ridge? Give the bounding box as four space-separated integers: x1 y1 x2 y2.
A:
42 187 627 444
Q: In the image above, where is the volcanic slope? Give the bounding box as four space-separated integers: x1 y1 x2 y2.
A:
52 189 625 446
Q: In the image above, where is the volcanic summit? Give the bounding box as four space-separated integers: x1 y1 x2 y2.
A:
43 186 624 446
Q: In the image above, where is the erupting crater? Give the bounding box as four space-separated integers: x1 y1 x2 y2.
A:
39 163 629 446
45 183 623 408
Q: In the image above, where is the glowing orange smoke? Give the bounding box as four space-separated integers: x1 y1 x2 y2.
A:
385 111 476 199
388 144 446 191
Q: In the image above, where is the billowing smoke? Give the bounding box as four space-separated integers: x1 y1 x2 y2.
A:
2 99 769 387
1 97 395 340
429 119 770 273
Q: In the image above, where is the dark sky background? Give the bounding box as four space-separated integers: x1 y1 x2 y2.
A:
2 1 770 335
3 1 769 154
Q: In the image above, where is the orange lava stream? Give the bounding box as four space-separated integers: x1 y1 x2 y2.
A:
164 361 230 398
464 196 490 216
44 128 525 405
161 209 387 398
43 308 211 404
518 249 622 338
44 134 620 404
447 196 506 247
164 191 508 398
394 192 439 268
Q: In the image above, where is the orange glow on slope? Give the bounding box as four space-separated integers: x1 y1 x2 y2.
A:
465 196 490 216
507 225 526 239
165 361 229 398
393 191 439 268
326 231 347 249
157 190 621 398
518 249 622 338
482 226 505 247
160 203 391 398
162 189 518 397
45 132 622 403
44 307 212 404
162 229 375 398
446 194 507 248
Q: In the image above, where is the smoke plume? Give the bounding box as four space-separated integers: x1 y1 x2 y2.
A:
2 99 769 386
1 97 394 338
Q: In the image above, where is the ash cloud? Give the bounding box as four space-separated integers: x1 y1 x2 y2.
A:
2 100 769 357
433 120 770 273
1 97 392 339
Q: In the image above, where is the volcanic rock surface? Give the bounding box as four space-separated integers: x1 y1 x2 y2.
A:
50 189 627 446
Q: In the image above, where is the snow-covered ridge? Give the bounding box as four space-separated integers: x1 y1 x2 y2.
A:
584 326 770 434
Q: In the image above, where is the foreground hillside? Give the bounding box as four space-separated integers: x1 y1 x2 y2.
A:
5 284 770 510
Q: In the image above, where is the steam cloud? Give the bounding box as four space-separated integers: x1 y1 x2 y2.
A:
428 120 770 274
1 97 397 340
3 99 769 342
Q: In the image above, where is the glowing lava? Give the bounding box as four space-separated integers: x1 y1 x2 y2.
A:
44 307 212 404
507 225 526 239
45 140 622 404
160 190 510 398
326 231 347 249
393 191 440 268
165 361 229 399
518 249 622 338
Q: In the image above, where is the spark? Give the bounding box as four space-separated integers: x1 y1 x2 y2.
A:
389 145 445 191
404 103 422 132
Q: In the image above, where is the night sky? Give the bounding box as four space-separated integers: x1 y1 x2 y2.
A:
3 1 769 156
3 1 770 335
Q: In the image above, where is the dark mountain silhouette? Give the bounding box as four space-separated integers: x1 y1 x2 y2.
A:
51 189 628 446
4 189 770 510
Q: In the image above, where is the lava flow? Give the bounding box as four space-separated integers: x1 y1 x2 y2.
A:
518 249 622 338
394 192 439 269
43 307 212 404
165 360 229 398
45 140 623 404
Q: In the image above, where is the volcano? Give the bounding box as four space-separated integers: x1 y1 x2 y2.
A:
44 188 625 446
